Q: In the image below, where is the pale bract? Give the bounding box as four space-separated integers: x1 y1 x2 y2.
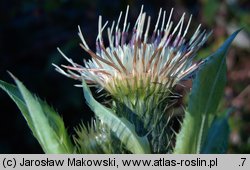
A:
54 6 211 98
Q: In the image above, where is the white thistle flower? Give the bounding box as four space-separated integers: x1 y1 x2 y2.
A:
54 6 211 98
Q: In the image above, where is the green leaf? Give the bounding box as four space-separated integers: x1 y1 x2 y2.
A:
38 100 74 153
0 76 73 153
201 109 231 154
82 79 151 154
174 29 241 154
0 80 34 132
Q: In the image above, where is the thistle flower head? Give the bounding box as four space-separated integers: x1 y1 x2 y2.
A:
54 6 211 99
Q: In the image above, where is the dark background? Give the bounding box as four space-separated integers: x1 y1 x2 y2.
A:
0 0 249 153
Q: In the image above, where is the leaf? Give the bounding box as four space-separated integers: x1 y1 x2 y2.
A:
0 76 73 153
174 29 241 154
0 80 35 132
81 79 151 154
189 29 241 116
39 100 73 153
201 109 231 154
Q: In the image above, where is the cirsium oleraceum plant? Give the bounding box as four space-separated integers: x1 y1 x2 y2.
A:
0 5 240 154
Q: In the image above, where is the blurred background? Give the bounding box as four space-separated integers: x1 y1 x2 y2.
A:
0 0 249 153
